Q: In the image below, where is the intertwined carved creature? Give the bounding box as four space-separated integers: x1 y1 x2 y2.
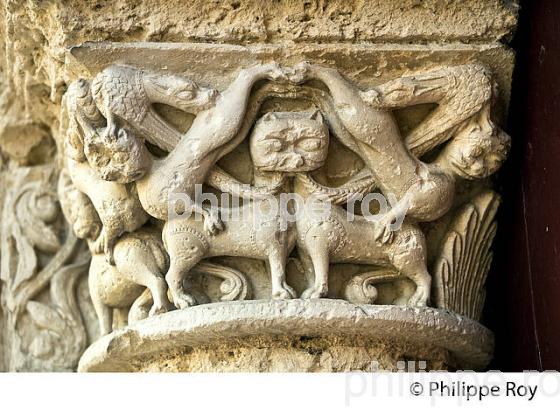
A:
56 61 511 318
290 63 510 242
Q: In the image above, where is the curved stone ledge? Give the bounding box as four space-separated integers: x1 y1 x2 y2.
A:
78 300 493 372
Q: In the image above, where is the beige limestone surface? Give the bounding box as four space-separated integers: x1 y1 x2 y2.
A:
0 1 518 372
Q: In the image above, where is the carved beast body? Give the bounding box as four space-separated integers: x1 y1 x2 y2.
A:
90 64 292 231
293 174 431 306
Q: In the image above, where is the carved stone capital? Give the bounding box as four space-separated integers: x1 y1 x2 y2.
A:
0 1 518 372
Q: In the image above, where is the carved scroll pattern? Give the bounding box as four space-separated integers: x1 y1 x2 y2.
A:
0 166 92 371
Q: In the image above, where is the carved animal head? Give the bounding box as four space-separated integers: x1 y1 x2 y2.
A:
249 110 329 172
143 72 218 113
443 106 511 179
83 125 152 184
62 79 105 162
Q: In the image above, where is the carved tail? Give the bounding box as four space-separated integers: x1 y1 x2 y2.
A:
294 169 377 205
192 261 251 301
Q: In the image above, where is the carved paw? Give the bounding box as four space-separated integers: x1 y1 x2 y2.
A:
372 213 396 245
102 122 119 142
170 289 197 310
301 284 328 299
407 284 430 307
203 208 224 236
91 230 105 255
148 302 170 317
272 282 296 300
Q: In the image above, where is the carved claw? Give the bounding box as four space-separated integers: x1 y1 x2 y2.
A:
407 286 429 307
169 288 197 310
372 212 396 245
148 302 171 317
203 207 224 236
102 121 119 142
301 284 328 299
91 232 105 255
407 274 431 307
272 282 296 300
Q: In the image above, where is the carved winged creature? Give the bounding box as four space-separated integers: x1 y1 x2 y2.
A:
61 64 289 258
60 79 150 264
61 63 296 308
88 63 290 231
58 61 510 311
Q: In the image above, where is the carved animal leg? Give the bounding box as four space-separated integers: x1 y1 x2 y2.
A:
114 246 173 316
128 289 152 324
130 272 171 316
166 255 202 309
300 236 330 299
194 202 224 235
162 226 207 309
400 265 431 307
391 234 431 307
101 99 119 140
89 281 112 335
296 246 315 290
268 248 296 300
113 308 128 329
103 227 119 266
143 274 172 316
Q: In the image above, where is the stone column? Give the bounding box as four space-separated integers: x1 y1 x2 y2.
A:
0 0 518 372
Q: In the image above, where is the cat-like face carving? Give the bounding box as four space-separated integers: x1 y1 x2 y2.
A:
443 107 510 180
249 110 329 172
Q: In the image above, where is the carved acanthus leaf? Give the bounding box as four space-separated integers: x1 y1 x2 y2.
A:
432 190 500 320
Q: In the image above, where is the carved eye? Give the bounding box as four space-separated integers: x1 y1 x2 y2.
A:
175 90 195 100
296 138 323 151
470 124 482 135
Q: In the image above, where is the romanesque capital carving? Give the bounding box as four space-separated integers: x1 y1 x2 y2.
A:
57 57 508 317
41 41 511 370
